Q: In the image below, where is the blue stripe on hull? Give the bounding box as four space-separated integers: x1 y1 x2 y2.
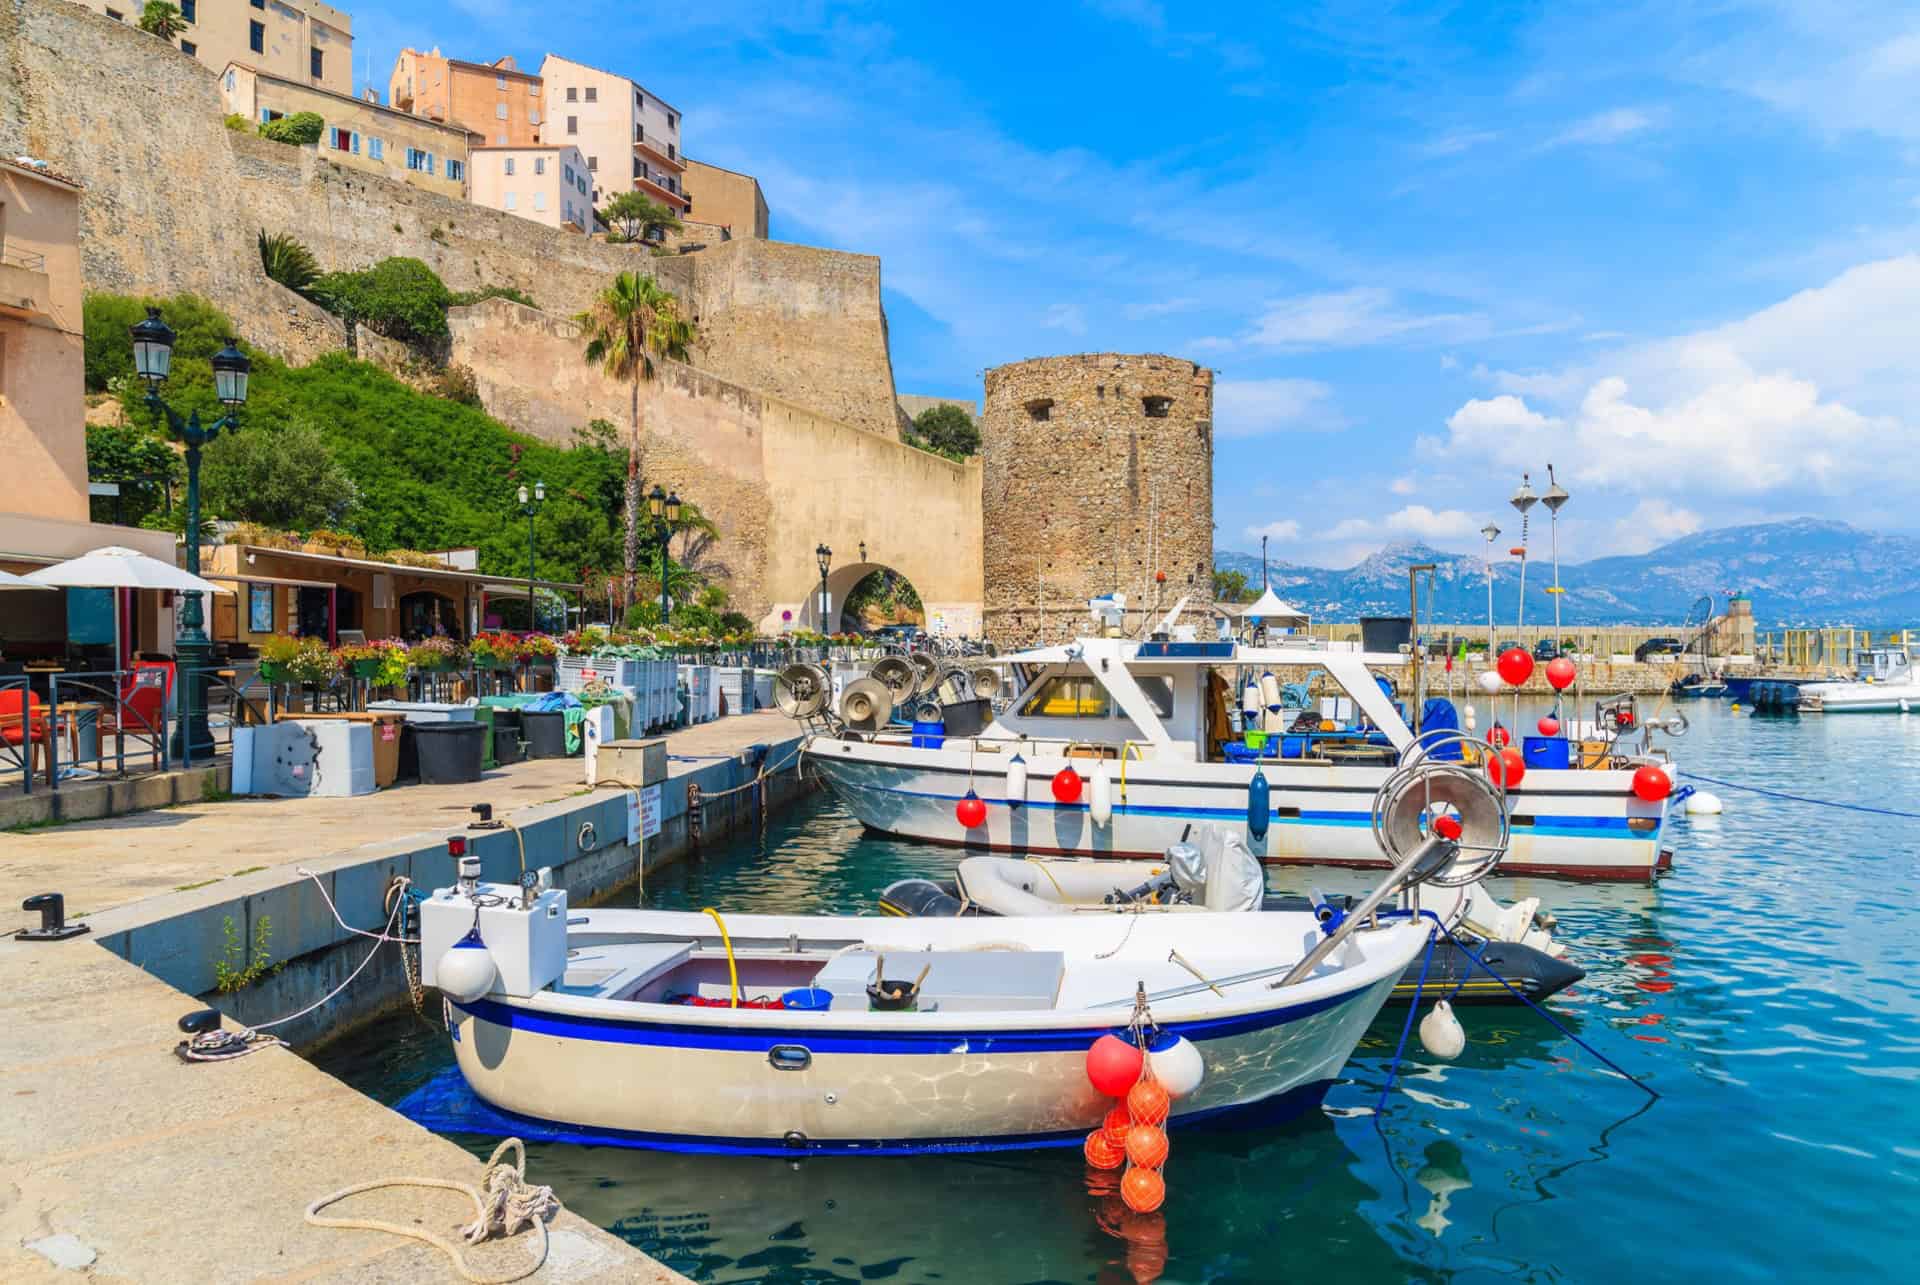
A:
457 989 1353 1055
429 1074 1338 1156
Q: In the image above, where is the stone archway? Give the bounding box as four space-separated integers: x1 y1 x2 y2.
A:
795 560 924 633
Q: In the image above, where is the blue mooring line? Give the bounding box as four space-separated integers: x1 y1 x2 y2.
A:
1376 927 1438 1114
1679 770 1920 820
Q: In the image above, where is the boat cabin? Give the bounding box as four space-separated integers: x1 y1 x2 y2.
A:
1850 648 1913 684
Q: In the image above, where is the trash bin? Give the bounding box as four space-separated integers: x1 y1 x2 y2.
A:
411 720 488 784
278 711 406 788
492 709 525 765
470 705 498 770
521 710 570 759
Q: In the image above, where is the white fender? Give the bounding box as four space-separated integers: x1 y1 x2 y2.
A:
1242 682 1262 715
435 932 497 1003
1149 1036 1206 1098
1089 760 1114 828
1684 790 1723 815
1259 672 1282 710
1476 670 1504 695
1419 1000 1466 1060
1005 753 1029 809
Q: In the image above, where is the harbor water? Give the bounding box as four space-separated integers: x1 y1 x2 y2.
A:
315 702 1920 1282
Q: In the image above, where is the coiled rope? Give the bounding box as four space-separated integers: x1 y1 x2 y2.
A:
1678 770 1920 820
305 1137 559 1284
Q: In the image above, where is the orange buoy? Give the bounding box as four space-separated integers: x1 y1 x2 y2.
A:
1126 1076 1171 1126
1124 1123 1169 1169
1120 1164 1166 1213
1083 1129 1125 1170
1102 1104 1133 1147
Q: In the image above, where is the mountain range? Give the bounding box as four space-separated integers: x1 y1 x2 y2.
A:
1214 519 1920 627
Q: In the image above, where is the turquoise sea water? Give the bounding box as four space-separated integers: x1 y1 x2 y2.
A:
315 703 1920 1282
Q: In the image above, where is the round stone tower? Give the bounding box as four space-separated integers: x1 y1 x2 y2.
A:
980 353 1215 645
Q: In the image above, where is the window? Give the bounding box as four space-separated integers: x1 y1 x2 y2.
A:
446 158 464 181
249 20 263 53
180 40 196 56
632 156 641 178
1136 676 1176 719
587 155 597 171
566 115 577 134
528 81 538 95
496 74 507 89
532 191 546 212
504 192 516 210
495 132 506 145
578 175 587 195
367 136 383 159
504 157 515 176
584 86 596 102
635 90 643 109
495 102 507 119
1025 398 1054 421
1142 396 1172 418
635 124 643 143
534 157 545 175
180 0 195 20
330 127 357 152
425 153 436 175
565 87 577 102
224 69 234 92
667 142 675 160
667 112 677 130
1019 676 1110 719
105 7 122 19
527 108 539 125
310 48 323 79
251 0 264 7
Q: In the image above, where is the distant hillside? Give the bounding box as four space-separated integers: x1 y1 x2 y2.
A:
1216 519 1920 626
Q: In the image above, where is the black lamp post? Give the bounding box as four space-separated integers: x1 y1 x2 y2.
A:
815 543 833 632
647 485 681 623
517 480 545 631
130 308 249 760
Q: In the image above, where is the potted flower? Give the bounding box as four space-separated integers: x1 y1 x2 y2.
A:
517 633 560 665
469 632 517 671
335 641 389 679
371 639 411 690
286 637 341 686
255 634 302 683
409 636 466 673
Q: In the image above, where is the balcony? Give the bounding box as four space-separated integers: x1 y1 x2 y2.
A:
0 243 54 325
632 134 684 172
633 172 689 212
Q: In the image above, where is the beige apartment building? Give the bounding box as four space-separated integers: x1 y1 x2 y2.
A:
222 63 479 201
538 54 688 215
469 145 594 233
389 48 544 147
78 0 353 98
684 158 768 239
0 157 176 661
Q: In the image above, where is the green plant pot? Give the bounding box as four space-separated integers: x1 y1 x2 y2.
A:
350 659 383 679
258 660 289 683
414 659 452 674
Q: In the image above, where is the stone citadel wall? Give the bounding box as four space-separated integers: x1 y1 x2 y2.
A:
981 353 1215 645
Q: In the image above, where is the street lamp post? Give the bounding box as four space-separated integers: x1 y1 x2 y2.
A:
1510 473 1538 634
129 308 250 761
1542 464 1569 643
1480 521 1500 654
815 543 833 633
647 485 681 624
517 480 545 631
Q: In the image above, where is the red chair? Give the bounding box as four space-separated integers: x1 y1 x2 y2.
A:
0 689 53 786
98 665 170 769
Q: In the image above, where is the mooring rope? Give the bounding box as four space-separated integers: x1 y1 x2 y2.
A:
1678 770 1920 820
1375 927 1438 1113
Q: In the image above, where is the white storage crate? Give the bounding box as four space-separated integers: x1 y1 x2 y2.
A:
716 666 756 715
679 664 717 724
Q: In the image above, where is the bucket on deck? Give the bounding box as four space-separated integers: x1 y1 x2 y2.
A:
411 720 487 784
491 709 525 765
911 720 946 750
1521 735 1571 770
521 710 570 758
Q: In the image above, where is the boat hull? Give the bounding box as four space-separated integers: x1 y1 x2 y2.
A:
448 972 1401 1155
807 739 1670 881
1798 682 1920 713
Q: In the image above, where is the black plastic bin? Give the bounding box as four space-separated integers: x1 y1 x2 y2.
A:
411 720 488 784
1359 615 1413 654
940 698 993 738
491 709 526 766
520 710 571 759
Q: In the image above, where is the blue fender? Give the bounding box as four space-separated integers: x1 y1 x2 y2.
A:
1247 769 1271 840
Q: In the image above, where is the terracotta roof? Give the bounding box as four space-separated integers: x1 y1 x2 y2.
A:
1 157 83 190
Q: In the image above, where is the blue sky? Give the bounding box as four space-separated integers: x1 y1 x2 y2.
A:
350 1 1920 566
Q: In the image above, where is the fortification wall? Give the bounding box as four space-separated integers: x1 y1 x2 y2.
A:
981 353 1214 645
450 300 982 629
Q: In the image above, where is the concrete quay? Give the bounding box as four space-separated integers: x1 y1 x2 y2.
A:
0 709 812 1283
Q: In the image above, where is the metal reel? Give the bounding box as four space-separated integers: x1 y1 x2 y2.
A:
967 665 1002 701
839 677 896 733
870 656 918 700
908 651 940 696
1372 739 1510 888
774 663 831 719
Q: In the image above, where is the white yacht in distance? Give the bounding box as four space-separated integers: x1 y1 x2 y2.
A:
794 631 1680 881
1798 646 1920 713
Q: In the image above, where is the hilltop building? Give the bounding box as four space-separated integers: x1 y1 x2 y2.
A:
0 157 177 660
683 158 768 240
469 145 594 233
388 48 543 148
220 62 480 200
538 53 688 215
76 0 352 97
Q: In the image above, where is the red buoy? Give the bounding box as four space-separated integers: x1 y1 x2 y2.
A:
1488 724 1511 748
1632 764 1672 801
1087 1035 1144 1097
1537 715 1561 737
1497 647 1535 686
1432 814 1463 841
1052 767 1083 804
1488 746 1527 790
1545 657 1576 691
955 791 987 828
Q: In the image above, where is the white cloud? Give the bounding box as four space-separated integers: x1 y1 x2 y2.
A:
1123 297 1199 321
1389 475 1417 495
1246 287 1483 349
1546 107 1659 148
1610 499 1703 555
1213 378 1339 437
1245 519 1303 543
1041 303 1087 335
1382 504 1486 542
1418 129 1499 157
1424 256 1920 497
1186 335 1236 352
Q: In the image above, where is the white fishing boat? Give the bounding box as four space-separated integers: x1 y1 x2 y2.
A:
423 762 1492 1155
785 630 1679 881
1797 647 1919 713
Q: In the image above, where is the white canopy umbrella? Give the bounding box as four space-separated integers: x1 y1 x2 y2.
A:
1241 586 1307 623
23 546 231 672
0 568 54 589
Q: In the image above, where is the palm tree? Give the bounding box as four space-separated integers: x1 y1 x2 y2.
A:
573 272 697 603
669 500 730 585
138 2 185 40
257 230 320 295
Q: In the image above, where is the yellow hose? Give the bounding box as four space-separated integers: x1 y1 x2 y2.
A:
702 907 740 1008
